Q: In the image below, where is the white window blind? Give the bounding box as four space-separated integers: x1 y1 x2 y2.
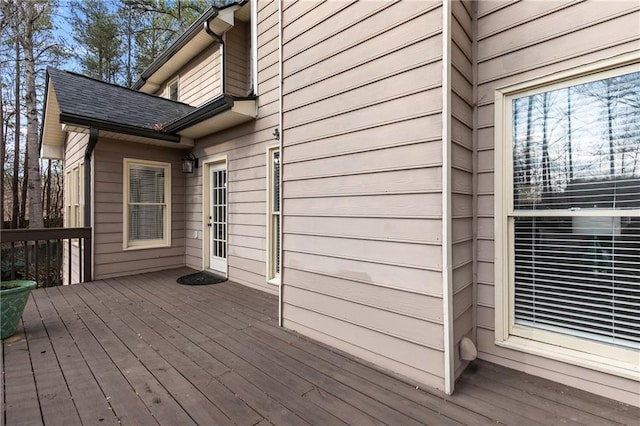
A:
125 160 170 247
272 149 281 276
268 148 280 280
510 70 640 350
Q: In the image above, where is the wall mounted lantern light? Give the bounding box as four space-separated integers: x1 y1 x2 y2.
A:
182 152 198 173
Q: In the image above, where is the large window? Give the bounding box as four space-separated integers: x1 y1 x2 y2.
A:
496 60 640 375
123 159 171 249
267 147 280 283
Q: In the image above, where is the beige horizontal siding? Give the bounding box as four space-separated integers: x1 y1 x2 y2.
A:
475 0 640 406
225 20 250 96
450 0 475 379
184 0 279 295
157 43 222 106
281 1 446 390
65 132 88 166
92 138 185 280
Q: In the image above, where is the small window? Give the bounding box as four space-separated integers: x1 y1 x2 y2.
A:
168 79 179 101
267 147 281 282
123 159 171 249
496 60 640 373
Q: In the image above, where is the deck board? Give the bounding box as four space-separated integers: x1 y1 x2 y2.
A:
20 290 82 426
3 268 639 426
31 290 118 425
45 286 159 426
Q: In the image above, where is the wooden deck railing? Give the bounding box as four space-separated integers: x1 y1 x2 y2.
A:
1 227 92 286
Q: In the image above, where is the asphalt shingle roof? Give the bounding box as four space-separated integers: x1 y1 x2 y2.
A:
48 68 195 132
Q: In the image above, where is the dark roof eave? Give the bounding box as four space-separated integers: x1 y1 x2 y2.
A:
132 0 248 90
59 113 181 143
132 7 219 90
164 95 242 133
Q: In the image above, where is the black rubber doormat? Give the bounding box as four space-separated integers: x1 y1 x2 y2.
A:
176 271 227 286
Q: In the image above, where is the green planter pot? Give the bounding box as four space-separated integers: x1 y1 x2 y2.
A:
1 280 37 339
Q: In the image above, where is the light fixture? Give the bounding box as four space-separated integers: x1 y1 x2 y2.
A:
182 152 198 173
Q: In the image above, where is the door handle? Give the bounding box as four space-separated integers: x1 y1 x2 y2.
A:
207 223 212 227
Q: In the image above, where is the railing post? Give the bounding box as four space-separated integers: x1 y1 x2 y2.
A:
46 240 51 286
35 240 40 283
24 241 30 280
68 238 72 285
10 242 15 280
84 230 92 282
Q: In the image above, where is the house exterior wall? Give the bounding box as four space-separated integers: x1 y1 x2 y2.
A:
280 0 447 390
225 19 251 97
156 43 222 106
449 0 475 379
55 0 640 406
184 0 279 295
92 138 185 279
63 132 89 284
475 0 640 406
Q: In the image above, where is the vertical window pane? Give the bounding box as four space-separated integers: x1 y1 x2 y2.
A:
273 150 280 212
512 71 640 211
129 205 164 241
169 81 178 101
274 214 280 274
130 166 165 204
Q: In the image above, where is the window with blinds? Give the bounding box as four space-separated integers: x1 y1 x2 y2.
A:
268 147 281 282
124 159 171 249
509 68 640 350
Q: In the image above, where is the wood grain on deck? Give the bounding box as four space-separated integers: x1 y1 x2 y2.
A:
3 268 639 425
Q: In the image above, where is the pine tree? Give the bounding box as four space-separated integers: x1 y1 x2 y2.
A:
69 0 123 83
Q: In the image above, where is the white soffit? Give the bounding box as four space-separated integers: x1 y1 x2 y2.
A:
61 124 194 149
176 99 257 139
40 82 65 159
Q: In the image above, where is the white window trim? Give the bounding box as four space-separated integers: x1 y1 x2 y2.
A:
123 158 172 250
64 170 71 228
250 0 258 96
494 52 640 381
266 145 280 285
168 77 179 101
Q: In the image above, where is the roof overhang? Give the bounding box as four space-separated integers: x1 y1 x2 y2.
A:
165 95 257 139
133 3 245 94
40 77 195 159
40 85 254 160
61 125 195 150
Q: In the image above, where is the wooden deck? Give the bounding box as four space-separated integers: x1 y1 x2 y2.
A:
2 268 638 426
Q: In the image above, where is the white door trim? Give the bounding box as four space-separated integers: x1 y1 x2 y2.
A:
201 155 228 276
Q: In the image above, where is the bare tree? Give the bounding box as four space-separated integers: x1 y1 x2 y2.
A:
22 0 45 228
11 16 20 228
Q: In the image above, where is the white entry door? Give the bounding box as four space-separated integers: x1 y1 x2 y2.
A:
208 163 227 274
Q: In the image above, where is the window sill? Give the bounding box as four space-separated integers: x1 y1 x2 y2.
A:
123 241 171 251
496 333 639 381
267 278 280 286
